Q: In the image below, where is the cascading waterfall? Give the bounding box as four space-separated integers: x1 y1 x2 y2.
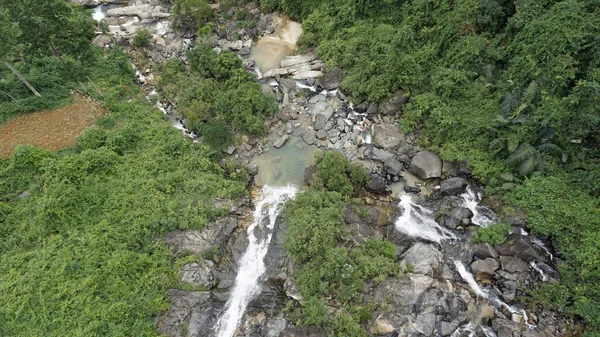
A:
395 193 456 243
530 262 548 282
453 261 536 330
214 185 297 337
460 187 497 227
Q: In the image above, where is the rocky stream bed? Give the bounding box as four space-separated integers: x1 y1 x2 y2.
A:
76 1 572 336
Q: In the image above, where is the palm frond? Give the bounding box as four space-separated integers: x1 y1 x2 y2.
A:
537 142 563 156
522 80 538 104
507 143 536 166
488 137 506 154
519 156 537 176
493 114 509 125
501 89 520 116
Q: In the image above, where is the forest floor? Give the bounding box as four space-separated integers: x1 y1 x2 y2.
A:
0 94 107 157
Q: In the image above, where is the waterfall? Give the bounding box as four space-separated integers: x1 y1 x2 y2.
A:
530 262 548 282
450 323 476 337
395 193 456 243
460 187 497 227
214 185 298 337
530 237 553 261
453 261 537 330
481 325 497 337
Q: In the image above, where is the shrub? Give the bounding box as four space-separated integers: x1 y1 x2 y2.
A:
132 28 152 48
473 222 511 245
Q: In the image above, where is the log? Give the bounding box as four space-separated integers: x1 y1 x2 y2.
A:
4 61 41 97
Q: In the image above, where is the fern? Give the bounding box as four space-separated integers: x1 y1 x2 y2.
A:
507 143 536 166
519 156 537 176
522 81 538 104
501 89 520 116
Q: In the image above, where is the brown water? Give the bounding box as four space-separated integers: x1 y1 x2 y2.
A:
252 137 316 187
251 16 303 72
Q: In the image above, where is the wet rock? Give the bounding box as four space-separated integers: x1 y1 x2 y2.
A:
223 144 236 155
313 114 328 131
301 130 317 145
384 159 403 176
367 173 388 195
155 289 215 337
440 321 461 336
409 151 442 179
495 234 544 262
319 68 342 90
179 260 218 288
309 94 326 104
263 317 288 337
379 90 409 116
493 318 520 337
370 147 395 162
402 243 443 275
165 217 237 255
439 177 468 196
315 129 327 140
372 123 404 150
474 243 499 259
439 207 473 229
310 101 334 120
470 258 499 276
500 255 529 273
279 326 327 337
414 312 436 336
273 135 290 148
187 301 223 337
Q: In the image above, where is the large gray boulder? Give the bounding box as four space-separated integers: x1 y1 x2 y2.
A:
440 177 468 196
319 69 342 90
474 243 499 259
373 274 434 313
402 243 443 275
409 151 442 179
500 256 529 273
495 234 545 262
372 124 405 150
439 207 473 229
414 312 436 336
470 258 500 275
310 101 335 120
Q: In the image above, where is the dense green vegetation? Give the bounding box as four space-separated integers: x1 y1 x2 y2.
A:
260 0 600 333
0 1 251 335
158 43 278 150
284 151 401 337
473 222 511 245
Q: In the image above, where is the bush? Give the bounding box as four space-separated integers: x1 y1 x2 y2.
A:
311 151 368 199
473 222 511 245
132 28 152 48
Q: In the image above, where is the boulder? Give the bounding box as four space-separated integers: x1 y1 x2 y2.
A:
313 114 328 131
315 130 327 140
402 243 443 275
247 163 259 176
500 256 529 273
409 151 442 179
369 315 395 335
165 217 237 255
372 124 405 150
379 90 409 116
273 135 290 148
366 173 388 195
439 177 468 196
474 243 499 259
495 234 544 262
366 102 379 115
439 207 473 229
414 312 436 336
310 101 335 120
179 261 218 288
384 159 403 176
470 258 499 275
301 130 317 145
373 274 434 313
319 68 342 90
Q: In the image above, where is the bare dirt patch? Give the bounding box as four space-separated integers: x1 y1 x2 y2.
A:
0 94 107 158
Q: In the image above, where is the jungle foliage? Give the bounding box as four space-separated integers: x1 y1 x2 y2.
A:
284 151 402 337
158 43 278 150
264 0 600 333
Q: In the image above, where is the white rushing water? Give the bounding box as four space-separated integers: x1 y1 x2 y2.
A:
215 185 298 337
530 261 549 282
450 323 476 337
92 6 105 22
460 187 497 227
395 193 456 243
454 261 536 330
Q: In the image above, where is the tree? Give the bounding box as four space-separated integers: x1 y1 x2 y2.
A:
171 0 213 30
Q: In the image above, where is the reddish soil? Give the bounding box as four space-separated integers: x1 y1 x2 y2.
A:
0 94 107 158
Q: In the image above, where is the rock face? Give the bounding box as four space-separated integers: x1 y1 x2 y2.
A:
319 69 342 90
500 255 530 273
495 234 544 262
373 274 434 312
474 243 499 259
440 177 467 196
409 151 442 179
371 124 404 150
402 243 443 275
179 261 218 288
165 217 238 255
470 258 500 275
